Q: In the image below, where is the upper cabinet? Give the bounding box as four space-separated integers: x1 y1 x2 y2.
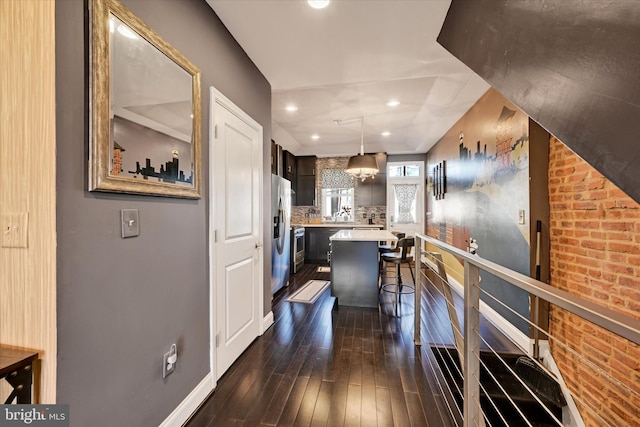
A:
296 155 317 206
272 140 284 176
356 153 387 206
283 150 296 177
282 150 297 203
271 140 277 174
297 156 316 176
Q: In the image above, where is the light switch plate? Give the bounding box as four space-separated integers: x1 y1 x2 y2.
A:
121 209 140 238
1 212 28 248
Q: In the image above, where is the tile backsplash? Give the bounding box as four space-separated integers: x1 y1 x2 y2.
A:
291 205 387 226
291 154 387 227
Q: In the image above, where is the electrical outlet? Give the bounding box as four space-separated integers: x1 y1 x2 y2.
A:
162 351 173 378
162 343 177 379
518 209 526 225
1 212 28 248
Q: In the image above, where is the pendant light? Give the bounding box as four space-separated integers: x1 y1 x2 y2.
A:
336 116 379 182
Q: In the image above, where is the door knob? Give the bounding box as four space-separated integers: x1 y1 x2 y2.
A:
256 242 263 249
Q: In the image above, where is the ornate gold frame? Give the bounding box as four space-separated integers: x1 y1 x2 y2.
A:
89 0 201 198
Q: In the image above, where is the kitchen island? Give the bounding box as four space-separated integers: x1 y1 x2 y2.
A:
297 223 384 262
329 229 397 308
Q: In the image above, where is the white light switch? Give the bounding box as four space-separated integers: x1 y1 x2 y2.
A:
518 209 526 225
121 209 140 238
1 212 28 248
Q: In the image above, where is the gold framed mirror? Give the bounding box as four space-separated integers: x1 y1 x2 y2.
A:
89 0 201 198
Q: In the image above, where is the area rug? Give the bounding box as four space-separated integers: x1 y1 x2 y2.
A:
285 280 330 304
317 266 331 273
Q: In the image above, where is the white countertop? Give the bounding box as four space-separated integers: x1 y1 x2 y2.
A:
293 223 384 228
329 229 398 241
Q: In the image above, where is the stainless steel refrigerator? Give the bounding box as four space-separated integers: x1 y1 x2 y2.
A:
271 174 291 294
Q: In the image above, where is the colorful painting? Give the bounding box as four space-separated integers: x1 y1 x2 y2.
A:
427 88 531 333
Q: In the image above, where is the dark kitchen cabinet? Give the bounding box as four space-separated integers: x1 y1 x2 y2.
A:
296 176 316 206
296 156 316 206
305 227 341 262
356 153 387 206
282 150 297 204
271 140 277 174
305 229 317 261
271 140 283 176
316 228 335 263
283 150 296 177
297 155 316 176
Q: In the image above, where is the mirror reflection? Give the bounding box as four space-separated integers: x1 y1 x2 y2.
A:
90 0 201 199
109 14 194 186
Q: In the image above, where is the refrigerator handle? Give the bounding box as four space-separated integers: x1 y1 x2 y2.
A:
273 213 280 239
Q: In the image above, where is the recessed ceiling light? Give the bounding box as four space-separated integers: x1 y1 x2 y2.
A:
381 131 391 137
285 105 298 112
386 100 400 107
311 134 320 140
308 0 330 9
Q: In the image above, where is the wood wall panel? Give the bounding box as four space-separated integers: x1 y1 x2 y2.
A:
0 0 57 403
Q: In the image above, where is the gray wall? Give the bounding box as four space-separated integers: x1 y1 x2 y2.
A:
55 1 271 425
438 0 640 204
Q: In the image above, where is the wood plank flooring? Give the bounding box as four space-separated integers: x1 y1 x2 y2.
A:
187 262 522 427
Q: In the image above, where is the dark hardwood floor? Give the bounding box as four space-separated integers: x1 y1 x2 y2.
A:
187 262 522 427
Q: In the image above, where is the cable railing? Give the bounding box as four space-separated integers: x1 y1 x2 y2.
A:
413 233 640 427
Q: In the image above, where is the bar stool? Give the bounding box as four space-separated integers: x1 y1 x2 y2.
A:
378 232 405 280
380 237 415 316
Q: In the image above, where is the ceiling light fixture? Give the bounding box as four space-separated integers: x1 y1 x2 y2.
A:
335 116 379 182
311 134 320 140
307 0 330 9
381 131 391 136
285 105 298 112
386 100 400 107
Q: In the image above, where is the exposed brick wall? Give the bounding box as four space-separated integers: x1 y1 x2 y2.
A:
549 136 640 426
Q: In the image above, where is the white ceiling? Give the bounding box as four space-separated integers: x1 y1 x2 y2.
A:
207 0 489 157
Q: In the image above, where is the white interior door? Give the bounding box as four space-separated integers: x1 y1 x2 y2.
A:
210 87 263 379
386 161 425 237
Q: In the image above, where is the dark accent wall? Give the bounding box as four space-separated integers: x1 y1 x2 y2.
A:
438 0 640 204
55 1 271 425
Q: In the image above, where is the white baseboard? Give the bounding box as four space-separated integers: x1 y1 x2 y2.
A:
262 310 274 333
542 349 585 427
159 373 214 427
424 259 530 353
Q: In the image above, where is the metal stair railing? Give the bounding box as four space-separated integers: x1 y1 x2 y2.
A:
413 233 640 427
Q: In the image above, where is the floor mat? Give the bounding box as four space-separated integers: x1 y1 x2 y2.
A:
285 280 330 304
